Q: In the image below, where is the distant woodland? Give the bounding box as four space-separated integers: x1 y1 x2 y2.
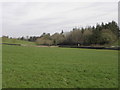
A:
2 21 119 46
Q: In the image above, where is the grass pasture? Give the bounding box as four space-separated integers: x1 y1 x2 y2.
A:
2 38 35 46
2 45 118 88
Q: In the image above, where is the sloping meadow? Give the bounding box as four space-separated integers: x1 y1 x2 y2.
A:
2 45 118 88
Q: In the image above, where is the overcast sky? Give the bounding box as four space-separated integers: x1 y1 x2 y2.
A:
2 2 118 38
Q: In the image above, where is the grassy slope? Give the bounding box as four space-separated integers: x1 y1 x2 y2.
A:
0 44 1 89
2 38 35 45
2 45 118 88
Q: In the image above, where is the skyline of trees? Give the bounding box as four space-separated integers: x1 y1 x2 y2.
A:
2 21 119 46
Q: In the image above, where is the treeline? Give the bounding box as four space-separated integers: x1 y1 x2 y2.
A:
35 21 119 46
18 36 39 42
3 21 119 46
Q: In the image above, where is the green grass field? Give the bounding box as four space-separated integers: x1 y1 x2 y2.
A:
2 45 118 88
2 38 35 46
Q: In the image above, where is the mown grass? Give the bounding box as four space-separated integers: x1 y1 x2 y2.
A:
2 45 118 88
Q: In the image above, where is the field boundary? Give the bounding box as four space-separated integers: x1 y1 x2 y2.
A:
59 45 120 50
2 43 120 50
2 43 21 46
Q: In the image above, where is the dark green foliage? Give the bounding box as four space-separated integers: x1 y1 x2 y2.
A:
60 21 119 46
61 30 64 34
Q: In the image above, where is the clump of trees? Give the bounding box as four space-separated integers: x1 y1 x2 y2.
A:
35 32 65 45
36 33 52 45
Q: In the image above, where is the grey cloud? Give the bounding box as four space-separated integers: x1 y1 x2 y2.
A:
2 2 118 37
